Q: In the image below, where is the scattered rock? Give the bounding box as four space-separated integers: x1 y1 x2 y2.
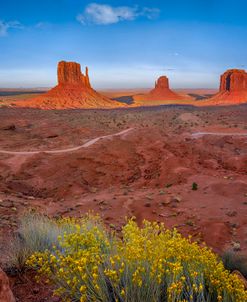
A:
232 242 241 251
170 196 182 203
185 220 194 227
32 287 40 295
226 211 237 217
2 124 16 131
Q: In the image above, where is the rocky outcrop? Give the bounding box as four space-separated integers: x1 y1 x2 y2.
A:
207 69 247 104
153 76 169 90
220 69 247 92
0 268 15 302
57 61 91 88
15 61 123 109
134 76 190 104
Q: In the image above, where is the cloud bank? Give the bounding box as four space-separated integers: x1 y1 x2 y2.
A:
77 3 160 25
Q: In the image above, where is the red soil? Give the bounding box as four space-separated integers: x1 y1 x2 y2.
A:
0 105 247 301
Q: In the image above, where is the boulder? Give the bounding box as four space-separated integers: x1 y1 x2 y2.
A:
0 268 15 302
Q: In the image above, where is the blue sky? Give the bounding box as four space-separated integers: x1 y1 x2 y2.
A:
0 0 247 88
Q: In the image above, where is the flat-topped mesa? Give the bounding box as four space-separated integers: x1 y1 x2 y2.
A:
57 61 91 88
219 69 247 92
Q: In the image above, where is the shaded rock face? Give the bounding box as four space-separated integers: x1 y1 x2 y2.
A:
220 69 247 92
57 61 91 88
0 268 15 302
15 61 123 109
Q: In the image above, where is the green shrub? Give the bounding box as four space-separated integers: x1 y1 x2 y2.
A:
192 182 198 191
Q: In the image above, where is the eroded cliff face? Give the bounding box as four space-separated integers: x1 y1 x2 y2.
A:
220 69 247 92
57 61 91 88
15 61 123 109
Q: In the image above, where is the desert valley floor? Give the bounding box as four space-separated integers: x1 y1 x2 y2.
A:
0 104 247 301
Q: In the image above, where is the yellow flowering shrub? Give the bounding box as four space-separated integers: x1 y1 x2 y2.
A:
26 216 247 302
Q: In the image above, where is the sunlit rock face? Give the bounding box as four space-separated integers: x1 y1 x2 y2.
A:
57 61 91 88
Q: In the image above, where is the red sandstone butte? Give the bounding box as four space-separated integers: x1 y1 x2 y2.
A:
207 69 247 104
15 61 123 109
134 76 190 104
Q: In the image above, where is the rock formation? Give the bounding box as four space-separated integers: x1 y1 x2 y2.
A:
219 69 247 92
57 61 91 88
15 61 123 109
0 268 15 302
134 76 190 104
207 69 247 104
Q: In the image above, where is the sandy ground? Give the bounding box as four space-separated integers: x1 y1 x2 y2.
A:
0 104 246 301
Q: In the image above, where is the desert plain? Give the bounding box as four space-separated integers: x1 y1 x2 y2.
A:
0 86 247 300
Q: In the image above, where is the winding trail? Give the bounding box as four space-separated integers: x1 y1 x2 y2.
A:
191 132 247 138
0 128 134 155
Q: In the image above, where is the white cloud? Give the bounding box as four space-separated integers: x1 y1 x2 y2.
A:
35 22 51 29
0 20 23 37
77 3 160 25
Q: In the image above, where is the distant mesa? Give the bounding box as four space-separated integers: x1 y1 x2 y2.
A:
14 61 124 109
208 69 247 104
134 76 190 104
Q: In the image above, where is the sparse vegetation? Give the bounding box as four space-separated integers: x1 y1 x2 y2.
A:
8 213 245 302
192 182 198 191
6 212 83 271
165 183 173 188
